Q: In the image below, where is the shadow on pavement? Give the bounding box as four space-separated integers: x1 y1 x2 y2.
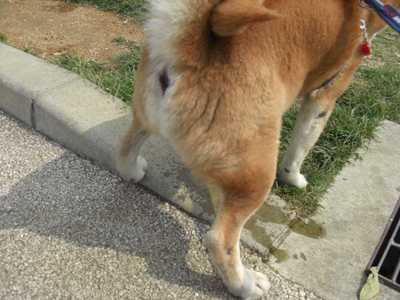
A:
0 149 231 298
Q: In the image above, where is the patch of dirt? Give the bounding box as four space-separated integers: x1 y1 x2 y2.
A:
0 0 144 62
1 0 399 68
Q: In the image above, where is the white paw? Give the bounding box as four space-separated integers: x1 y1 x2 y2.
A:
118 156 147 182
278 168 308 189
240 269 271 300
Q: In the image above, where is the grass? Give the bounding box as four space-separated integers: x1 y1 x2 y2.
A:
0 32 40 56
53 37 142 104
0 33 7 43
68 0 148 22
366 28 400 65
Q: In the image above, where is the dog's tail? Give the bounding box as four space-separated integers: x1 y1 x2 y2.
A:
210 0 280 37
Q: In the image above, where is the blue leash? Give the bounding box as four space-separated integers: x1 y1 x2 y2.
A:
360 0 400 33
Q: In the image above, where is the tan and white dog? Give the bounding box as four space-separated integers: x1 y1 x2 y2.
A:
116 1 400 299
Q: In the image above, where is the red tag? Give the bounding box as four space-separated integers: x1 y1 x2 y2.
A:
362 40 371 56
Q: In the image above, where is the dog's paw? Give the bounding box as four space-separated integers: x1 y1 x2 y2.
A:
278 168 308 189
239 269 271 300
118 156 147 182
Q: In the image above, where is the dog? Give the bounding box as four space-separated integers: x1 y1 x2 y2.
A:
116 1 400 299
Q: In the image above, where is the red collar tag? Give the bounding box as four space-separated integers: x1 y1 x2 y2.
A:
362 40 371 56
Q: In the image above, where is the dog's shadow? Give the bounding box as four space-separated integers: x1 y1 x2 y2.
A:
0 149 233 298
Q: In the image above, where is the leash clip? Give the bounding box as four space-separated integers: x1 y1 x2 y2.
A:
360 18 369 41
359 0 375 10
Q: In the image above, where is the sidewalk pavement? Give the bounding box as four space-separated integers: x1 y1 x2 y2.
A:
1 42 400 299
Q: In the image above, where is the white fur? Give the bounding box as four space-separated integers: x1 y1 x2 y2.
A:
145 0 204 66
241 269 271 300
144 68 181 140
116 129 150 182
278 168 309 189
143 0 206 140
118 156 148 182
278 92 328 188
205 226 270 300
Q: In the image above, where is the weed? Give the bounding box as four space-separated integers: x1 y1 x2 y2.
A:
68 0 148 21
113 36 136 48
21 46 40 57
0 33 7 43
0 33 39 56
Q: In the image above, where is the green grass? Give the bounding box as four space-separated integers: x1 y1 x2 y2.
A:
366 28 400 65
68 0 148 21
53 36 142 104
0 33 40 56
353 66 400 123
48 1 146 103
0 33 7 43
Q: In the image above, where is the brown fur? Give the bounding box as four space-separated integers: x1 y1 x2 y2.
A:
117 1 400 299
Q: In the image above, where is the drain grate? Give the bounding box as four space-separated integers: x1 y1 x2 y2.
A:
369 197 400 291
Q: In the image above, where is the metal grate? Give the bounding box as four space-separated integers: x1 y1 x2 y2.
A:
369 198 400 291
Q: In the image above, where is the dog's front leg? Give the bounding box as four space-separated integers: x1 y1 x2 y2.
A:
116 118 150 182
278 55 363 188
277 91 336 188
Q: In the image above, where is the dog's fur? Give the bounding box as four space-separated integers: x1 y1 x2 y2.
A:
116 1 400 299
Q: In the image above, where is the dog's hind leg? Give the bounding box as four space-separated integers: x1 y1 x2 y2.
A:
278 56 363 188
204 140 278 300
116 118 150 182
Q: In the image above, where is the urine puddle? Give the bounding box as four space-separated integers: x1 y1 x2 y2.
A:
269 247 290 263
290 218 327 239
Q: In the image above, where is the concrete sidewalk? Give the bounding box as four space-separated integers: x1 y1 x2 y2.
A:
269 121 400 300
1 42 400 299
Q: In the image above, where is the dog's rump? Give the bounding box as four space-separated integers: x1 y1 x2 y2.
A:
147 0 361 98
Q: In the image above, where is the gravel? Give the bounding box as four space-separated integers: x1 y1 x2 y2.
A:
0 109 323 300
